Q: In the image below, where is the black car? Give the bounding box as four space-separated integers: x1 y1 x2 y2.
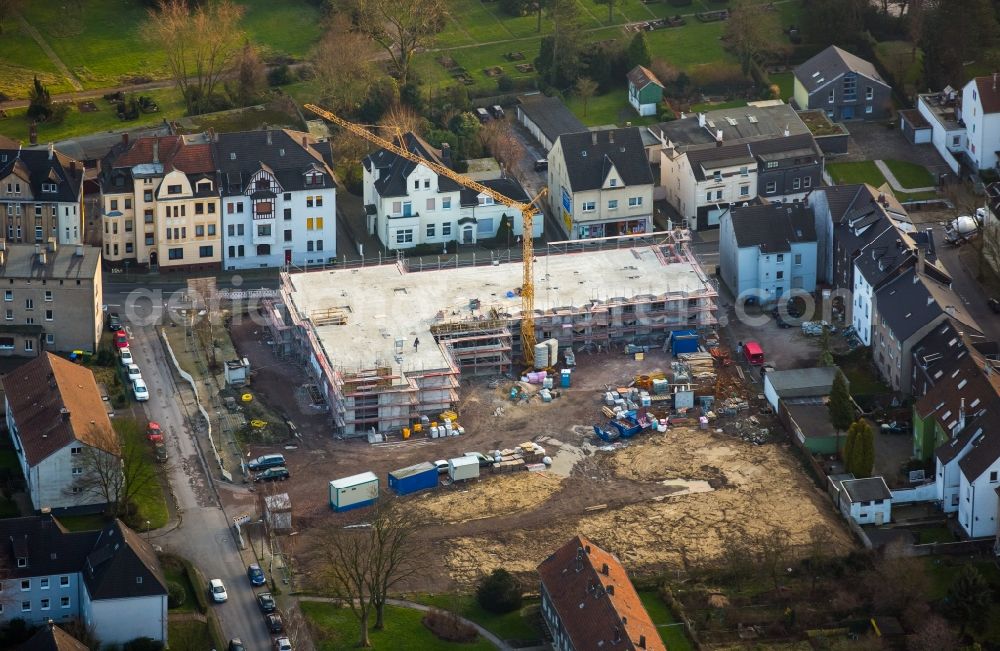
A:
257 591 276 613
107 312 122 331
254 467 290 482
265 613 284 634
228 639 246 651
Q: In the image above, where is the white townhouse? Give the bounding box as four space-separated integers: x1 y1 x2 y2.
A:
547 128 654 240
0 516 168 646
2 353 119 512
363 133 537 250
959 75 1000 172
215 129 337 269
838 477 892 525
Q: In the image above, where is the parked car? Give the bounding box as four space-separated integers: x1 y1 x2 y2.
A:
147 422 163 442
533 159 548 172
257 592 276 613
475 107 491 123
254 467 290 482
119 348 133 366
107 312 122 331
247 563 266 586
209 579 228 603
433 459 449 474
132 379 149 402
274 637 292 651
228 639 245 651
247 453 285 471
265 613 284 634
126 364 142 382
463 451 492 468
114 329 129 349
989 298 1000 314
154 443 167 463
490 104 505 118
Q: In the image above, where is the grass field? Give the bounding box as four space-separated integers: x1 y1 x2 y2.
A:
638 590 693 651
826 160 886 187
771 71 794 101
565 89 658 126
163 559 199 613
883 159 935 189
121 419 170 530
301 601 497 650
411 594 543 641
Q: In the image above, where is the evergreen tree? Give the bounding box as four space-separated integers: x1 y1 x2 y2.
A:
847 420 874 478
818 326 834 367
27 76 52 122
827 370 853 457
947 565 991 634
626 31 651 70
842 421 859 471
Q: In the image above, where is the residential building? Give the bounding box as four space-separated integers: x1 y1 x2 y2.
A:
652 103 823 229
548 128 653 239
516 94 586 152
838 477 892 525
215 129 337 269
792 46 892 120
898 109 932 145
2 353 119 512
363 133 535 250
0 144 84 246
626 66 664 117
871 262 978 394
719 203 817 304
916 89 964 174
765 366 846 454
0 243 103 356
101 134 221 270
957 428 1000 538
537 535 665 651
958 75 1000 172
0 516 168 645
18 621 89 651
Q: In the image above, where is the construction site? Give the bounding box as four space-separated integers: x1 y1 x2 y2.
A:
262 230 719 437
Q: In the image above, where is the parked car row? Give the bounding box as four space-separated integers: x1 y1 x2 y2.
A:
247 453 290 482
215 565 294 650
114 324 149 402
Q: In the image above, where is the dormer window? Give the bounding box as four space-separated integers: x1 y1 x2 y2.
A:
42 183 57 193
610 178 617 187
16 557 26 568
196 181 212 193
478 196 494 206
306 172 323 186
713 171 722 181
167 184 182 194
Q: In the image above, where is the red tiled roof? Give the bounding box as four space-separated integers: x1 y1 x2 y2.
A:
1 353 118 466
112 135 215 174
538 535 665 651
974 76 1000 114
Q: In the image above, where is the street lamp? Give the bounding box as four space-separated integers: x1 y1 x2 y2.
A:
145 520 151 543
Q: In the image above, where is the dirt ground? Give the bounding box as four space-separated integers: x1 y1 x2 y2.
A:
226 324 855 592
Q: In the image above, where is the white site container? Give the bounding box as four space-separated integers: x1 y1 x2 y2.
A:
329 471 379 512
533 342 550 369
545 338 559 366
448 456 480 482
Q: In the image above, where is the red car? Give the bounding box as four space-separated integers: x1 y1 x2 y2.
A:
114 329 129 349
147 422 163 442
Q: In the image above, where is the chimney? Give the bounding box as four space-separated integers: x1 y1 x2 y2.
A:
38 249 46 266
74 244 84 257
606 584 614 595
34 243 40 255
47 237 57 253
122 133 129 148
784 125 790 137
267 130 273 146
602 562 609 575
29 121 37 145
959 397 966 432
895 238 902 249
639 635 647 649
60 407 70 421
925 227 935 256
440 142 452 169
609 130 615 144
48 142 54 160
715 129 723 144
698 112 706 128
592 131 597 145
152 138 159 164
302 135 308 148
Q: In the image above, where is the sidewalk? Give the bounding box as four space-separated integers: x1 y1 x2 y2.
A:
874 159 937 193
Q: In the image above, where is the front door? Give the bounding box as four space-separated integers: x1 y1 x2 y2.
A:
841 106 854 120
284 249 292 265
462 226 473 244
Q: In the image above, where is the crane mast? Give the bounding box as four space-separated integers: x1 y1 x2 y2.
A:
304 103 543 366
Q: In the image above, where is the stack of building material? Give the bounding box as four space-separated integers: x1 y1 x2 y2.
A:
676 352 716 381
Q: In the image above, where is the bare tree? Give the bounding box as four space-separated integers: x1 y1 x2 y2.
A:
723 0 780 77
142 0 246 114
337 0 446 86
479 120 525 177
227 41 267 108
0 0 23 35
907 614 959 651
368 498 425 629
311 13 379 113
316 523 377 647
648 58 679 87
716 529 755 591
574 77 598 117
67 418 157 520
379 103 425 139
751 527 792 592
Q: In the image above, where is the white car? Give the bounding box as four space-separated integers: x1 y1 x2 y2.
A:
132 379 149 402
119 348 133 366
209 578 228 603
274 637 292 651
433 459 448 474
126 364 142 382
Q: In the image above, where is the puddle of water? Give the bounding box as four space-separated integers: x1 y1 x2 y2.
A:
658 479 714 497
548 446 585 477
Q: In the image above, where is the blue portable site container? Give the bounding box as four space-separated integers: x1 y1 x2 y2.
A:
387 462 438 495
670 329 699 356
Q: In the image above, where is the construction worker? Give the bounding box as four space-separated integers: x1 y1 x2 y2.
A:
413 337 420 351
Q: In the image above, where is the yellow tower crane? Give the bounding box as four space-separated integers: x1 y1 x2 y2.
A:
304 103 547 366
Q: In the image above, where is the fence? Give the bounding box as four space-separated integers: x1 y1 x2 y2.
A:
890 482 937 504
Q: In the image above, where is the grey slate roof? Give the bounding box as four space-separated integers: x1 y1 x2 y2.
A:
363 132 461 199
793 45 886 94
840 476 892 503
0 244 101 282
214 129 336 196
683 133 820 181
0 147 84 204
517 94 586 145
0 516 96 579
652 102 809 149
765 366 841 398
876 269 976 344
459 177 530 207
959 427 1000 482
82 520 166 600
556 128 652 192
17 624 89 651
728 203 816 253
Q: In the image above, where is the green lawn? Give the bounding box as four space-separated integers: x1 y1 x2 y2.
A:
825 160 887 187
883 159 935 189
638 591 693 651
771 71 794 102
0 87 186 143
0 21 74 99
411 594 543 642
162 557 199 613
301 601 497 651
121 420 170 530
835 349 889 397
690 99 747 113
924 557 1000 601
57 514 109 532
168 618 222 650
914 526 954 545
566 89 658 126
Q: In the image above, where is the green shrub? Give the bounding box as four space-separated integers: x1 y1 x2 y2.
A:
268 65 293 87
167 580 186 609
123 637 164 651
476 568 523 614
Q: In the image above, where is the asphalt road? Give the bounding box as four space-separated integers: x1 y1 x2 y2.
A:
116 291 274 651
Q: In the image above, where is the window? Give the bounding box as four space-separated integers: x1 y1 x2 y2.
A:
706 192 713 202
284 193 291 201
828 90 835 103
199 246 213 258
316 240 323 251
227 203 235 214
195 225 205 237
4 310 11 321
167 185 181 194
316 217 323 229
739 166 748 177
168 248 184 260
284 208 292 220
255 244 269 256
227 224 235 237
608 199 618 210
110 200 119 211
21 601 29 612
40 578 49 589
71 446 82 455
125 219 133 233
866 86 874 100
610 178 617 187
316 196 324 207
4 290 11 301
991 471 998 482
765 181 777 193
195 203 204 215
306 217 313 230
776 271 784 280
442 198 451 210
197 181 212 193
628 197 643 207
427 223 436 237
144 209 153 224
478 196 495 206
427 198 435 211
792 178 801 191
794 253 802 265
236 203 244 213
395 229 414 244
413 180 419 190
40 598 49 611
776 254 784 262
238 245 245 257
307 240 314 252
713 170 722 182
0 337 12 350
803 177 811 188
284 229 292 242
306 196 314 208
45 310 52 321
442 222 452 236
257 224 271 237
865 105 873 114
582 201 596 212
21 579 30 590
24 298 33 310
145 234 154 246
61 597 70 608
740 185 749 197
60 576 69 587
237 224 244 236
144 191 153 202
46 334 54 345
228 245 235 258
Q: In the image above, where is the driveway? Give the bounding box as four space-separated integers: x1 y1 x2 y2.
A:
929 223 1000 342
117 294 275 651
838 121 952 179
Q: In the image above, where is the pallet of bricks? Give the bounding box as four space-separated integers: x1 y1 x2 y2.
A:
491 442 547 473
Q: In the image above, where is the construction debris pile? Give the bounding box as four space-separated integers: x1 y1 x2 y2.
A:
731 415 772 445
676 351 717 381
800 320 836 336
